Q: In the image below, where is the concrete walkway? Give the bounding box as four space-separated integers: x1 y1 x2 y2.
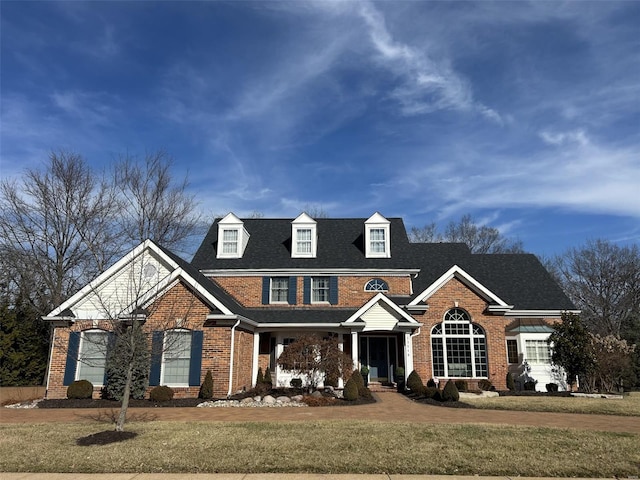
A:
2 392 639 433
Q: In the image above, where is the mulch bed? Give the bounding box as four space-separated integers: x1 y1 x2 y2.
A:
39 398 204 408
76 430 138 446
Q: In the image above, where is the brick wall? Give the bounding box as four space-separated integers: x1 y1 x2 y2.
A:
214 275 412 307
410 277 510 390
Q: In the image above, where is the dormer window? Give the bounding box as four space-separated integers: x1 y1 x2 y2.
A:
365 212 390 258
216 213 249 259
291 213 317 258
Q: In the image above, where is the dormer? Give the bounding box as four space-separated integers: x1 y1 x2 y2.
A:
216 213 250 259
365 212 390 258
291 212 317 258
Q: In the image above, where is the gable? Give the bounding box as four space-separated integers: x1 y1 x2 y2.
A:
344 293 419 331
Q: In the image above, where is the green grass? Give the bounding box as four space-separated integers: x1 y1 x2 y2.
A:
462 393 640 416
1 421 639 477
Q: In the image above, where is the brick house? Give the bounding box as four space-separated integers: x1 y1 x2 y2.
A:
44 212 576 398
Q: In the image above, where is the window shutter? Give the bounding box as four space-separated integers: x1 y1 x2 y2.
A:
329 276 338 305
63 332 80 386
303 276 311 304
288 276 297 305
262 276 270 305
189 330 203 386
149 331 163 386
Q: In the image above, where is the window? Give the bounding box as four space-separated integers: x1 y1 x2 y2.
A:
365 278 389 292
312 277 330 302
222 229 238 254
370 228 386 254
431 308 488 378
77 330 108 385
526 340 551 364
162 330 192 385
296 228 312 255
506 339 519 364
270 277 289 303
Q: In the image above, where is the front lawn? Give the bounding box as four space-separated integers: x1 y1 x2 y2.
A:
1 421 638 477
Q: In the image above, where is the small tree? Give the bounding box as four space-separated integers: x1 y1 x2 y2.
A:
104 322 150 401
442 379 460 402
255 367 264 385
277 334 353 391
548 312 595 390
588 334 636 392
199 370 214 400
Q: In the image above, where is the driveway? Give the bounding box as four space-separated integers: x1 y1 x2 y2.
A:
2 392 639 433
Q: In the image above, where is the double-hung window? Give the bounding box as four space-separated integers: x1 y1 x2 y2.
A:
222 229 239 255
296 228 312 255
77 330 108 385
271 277 289 303
525 340 551 364
162 330 192 386
370 228 386 254
312 277 330 302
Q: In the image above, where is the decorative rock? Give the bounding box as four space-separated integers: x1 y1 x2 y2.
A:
263 395 276 404
253 396 262 402
277 396 291 403
241 397 254 404
311 391 323 398
291 395 304 402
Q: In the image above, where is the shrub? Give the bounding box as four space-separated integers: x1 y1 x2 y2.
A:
198 370 214 400
149 385 174 402
406 370 424 392
290 378 303 389
104 327 150 401
426 378 437 388
455 380 468 392
506 372 515 391
67 380 93 399
263 369 272 387
343 376 359 401
395 367 405 378
425 386 441 401
442 380 460 402
256 367 264 385
524 380 537 391
478 379 492 391
546 382 559 392
350 370 365 388
301 395 336 407
360 366 369 386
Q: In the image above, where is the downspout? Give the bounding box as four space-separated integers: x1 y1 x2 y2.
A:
227 318 241 398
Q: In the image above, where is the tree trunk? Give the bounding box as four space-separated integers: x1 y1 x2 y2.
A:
116 362 134 432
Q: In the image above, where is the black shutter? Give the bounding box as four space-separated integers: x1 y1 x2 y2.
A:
288 277 297 305
189 331 203 386
149 331 163 386
329 276 338 305
262 276 270 305
63 332 80 386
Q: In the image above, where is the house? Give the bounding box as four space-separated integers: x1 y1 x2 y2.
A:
44 213 576 398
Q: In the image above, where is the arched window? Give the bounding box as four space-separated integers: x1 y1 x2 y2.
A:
364 278 389 292
431 308 487 378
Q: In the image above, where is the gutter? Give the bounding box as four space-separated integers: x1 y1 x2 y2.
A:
227 318 241 398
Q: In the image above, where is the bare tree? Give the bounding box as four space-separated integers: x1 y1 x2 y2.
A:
115 150 201 255
409 214 524 253
550 239 640 337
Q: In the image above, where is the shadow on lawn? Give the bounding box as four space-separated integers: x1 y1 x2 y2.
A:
76 430 138 446
76 408 158 424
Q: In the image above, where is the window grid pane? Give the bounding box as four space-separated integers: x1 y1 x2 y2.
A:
271 277 289 302
432 338 445 377
365 278 389 292
474 337 488 377
296 229 312 254
222 229 238 254
370 228 386 253
445 323 470 335
506 340 518 364
446 338 472 377
526 340 551 364
164 331 191 384
312 277 329 302
78 332 107 385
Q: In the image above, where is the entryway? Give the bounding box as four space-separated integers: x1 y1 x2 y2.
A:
359 335 397 383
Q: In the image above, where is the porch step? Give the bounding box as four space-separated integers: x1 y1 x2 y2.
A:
367 382 397 393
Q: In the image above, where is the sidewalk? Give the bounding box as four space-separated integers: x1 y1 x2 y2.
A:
2 392 639 433
0 474 607 480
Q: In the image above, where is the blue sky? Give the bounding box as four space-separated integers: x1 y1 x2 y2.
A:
2 1 639 258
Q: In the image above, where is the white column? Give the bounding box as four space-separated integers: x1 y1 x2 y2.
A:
252 332 260 387
404 331 414 374
351 331 359 369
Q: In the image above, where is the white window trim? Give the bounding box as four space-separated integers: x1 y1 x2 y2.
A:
216 213 250 259
270 277 289 304
364 213 390 258
364 278 389 292
311 277 330 304
525 339 552 365
77 329 108 386
161 329 191 388
291 213 317 258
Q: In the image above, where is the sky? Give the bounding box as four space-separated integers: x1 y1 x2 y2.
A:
1 0 639 258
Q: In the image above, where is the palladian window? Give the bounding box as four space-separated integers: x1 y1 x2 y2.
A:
431 308 488 378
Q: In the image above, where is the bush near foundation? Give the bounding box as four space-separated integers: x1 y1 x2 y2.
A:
424 386 442 401
442 380 460 402
149 385 174 402
506 372 515 391
67 380 93 399
478 379 493 391
199 370 214 400
406 370 424 393
455 380 468 392
343 376 359 401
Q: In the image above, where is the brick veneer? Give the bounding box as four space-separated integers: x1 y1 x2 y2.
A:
214 275 412 307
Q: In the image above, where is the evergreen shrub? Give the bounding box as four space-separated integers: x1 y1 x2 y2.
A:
343 376 359 401
455 379 468 391
506 372 515 391
442 379 460 402
104 327 150 401
256 367 264 385
406 370 424 392
198 370 214 400
426 378 437 388
290 378 303 389
425 386 441 401
524 380 537 391
149 385 174 402
67 380 93 399
478 379 492 391
546 382 559 392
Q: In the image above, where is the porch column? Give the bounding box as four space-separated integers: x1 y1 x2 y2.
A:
404 331 414 375
338 333 344 388
351 331 359 369
252 332 260 387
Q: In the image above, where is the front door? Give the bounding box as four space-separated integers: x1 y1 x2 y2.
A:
369 337 388 382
